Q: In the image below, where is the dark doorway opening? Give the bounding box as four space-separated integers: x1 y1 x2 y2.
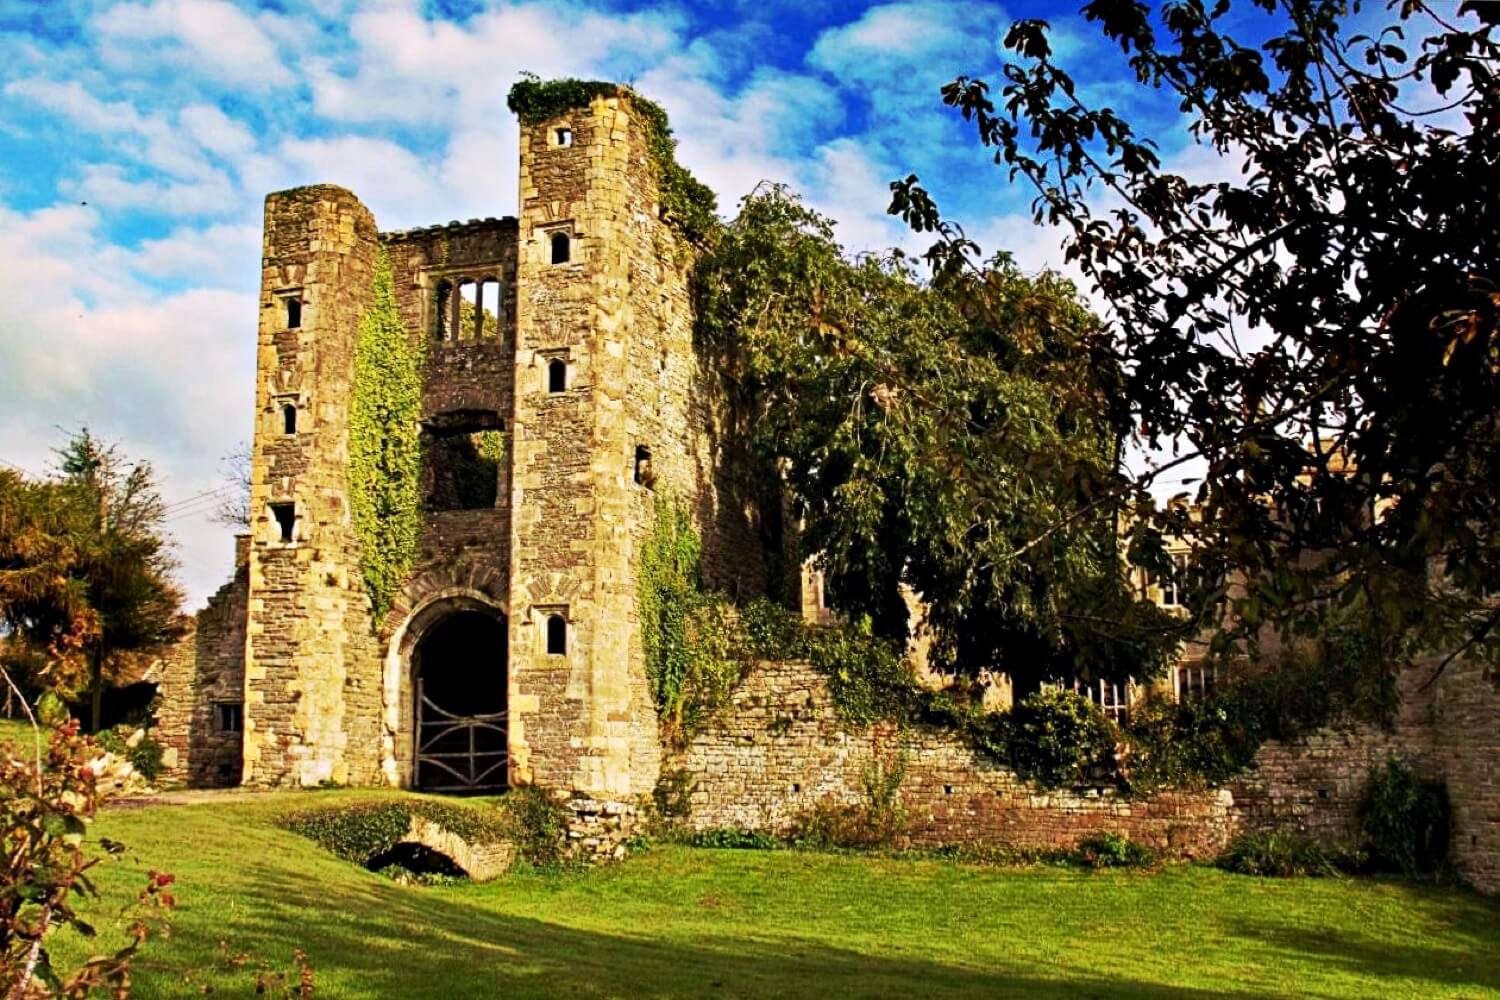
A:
413 609 508 793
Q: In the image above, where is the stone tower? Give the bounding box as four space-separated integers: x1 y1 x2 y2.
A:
242 186 385 788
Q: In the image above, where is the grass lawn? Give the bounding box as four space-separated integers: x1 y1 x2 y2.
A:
49 791 1500 999
0 716 42 760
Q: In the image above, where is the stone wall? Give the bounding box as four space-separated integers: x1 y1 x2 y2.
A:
155 539 249 787
673 661 1234 857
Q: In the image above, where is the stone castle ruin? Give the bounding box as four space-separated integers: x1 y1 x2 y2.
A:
154 88 1500 890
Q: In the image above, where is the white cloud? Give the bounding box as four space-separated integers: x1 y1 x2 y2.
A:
92 0 295 90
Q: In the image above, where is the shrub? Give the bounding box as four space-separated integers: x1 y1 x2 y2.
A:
790 754 908 850
0 719 175 995
651 768 696 824
685 828 780 850
1217 830 1343 878
499 785 571 868
1358 758 1450 875
96 725 166 781
1073 831 1156 869
1006 689 1118 787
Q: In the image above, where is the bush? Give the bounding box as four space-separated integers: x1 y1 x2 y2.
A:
499 785 571 868
1358 758 1450 875
1006 689 1119 787
1072 831 1156 869
790 754 908 849
1217 830 1344 878
96 725 166 781
684 828 780 850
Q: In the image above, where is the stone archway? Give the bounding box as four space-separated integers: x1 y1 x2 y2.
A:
403 599 509 793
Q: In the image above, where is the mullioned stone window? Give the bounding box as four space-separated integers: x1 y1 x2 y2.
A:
432 274 504 341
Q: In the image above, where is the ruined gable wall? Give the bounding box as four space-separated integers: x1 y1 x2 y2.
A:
155 539 249 788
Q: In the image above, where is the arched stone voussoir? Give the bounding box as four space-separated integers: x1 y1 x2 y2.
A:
396 814 515 882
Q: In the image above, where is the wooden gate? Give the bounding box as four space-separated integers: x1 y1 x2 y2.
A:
414 678 508 793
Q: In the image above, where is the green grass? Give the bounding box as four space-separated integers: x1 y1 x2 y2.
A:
53 791 1500 999
0 716 42 761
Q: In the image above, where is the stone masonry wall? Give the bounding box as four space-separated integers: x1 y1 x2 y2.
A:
155 539 249 787
674 661 1234 857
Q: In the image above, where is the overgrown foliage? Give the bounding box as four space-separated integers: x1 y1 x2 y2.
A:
1217 831 1345 879
697 186 1180 693
1 718 175 996
683 828 780 851
94 727 166 783
637 497 745 743
0 430 184 730
506 75 719 247
1358 758 1450 876
1001 689 1119 788
349 246 425 621
1072 831 1156 870
904 0 1500 681
498 786 571 869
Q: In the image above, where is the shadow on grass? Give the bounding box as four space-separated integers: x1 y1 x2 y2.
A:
1230 885 1500 996
135 862 1257 1000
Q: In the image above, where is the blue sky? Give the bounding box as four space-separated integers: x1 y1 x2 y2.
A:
0 0 1250 604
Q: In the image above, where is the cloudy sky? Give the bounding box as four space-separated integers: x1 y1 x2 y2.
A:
0 0 1265 606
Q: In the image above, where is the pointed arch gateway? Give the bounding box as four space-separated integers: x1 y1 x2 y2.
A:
405 597 509 793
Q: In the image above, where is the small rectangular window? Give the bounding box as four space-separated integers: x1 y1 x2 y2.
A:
555 127 573 147
286 297 302 329
270 502 295 543
634 445 654 488
546 614 567 655
215 702 243 733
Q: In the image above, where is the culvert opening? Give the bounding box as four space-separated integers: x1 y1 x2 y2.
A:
366 842 469 884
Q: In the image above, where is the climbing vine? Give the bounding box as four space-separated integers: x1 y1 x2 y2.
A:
349 246 425 620
506 75 720 247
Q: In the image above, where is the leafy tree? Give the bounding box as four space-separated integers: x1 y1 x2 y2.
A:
895 0 1500 676
0 431 184 730
697 186 1179 691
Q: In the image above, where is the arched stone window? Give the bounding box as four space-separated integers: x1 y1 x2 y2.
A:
547 358 567 393
550 232 570 265
282 403 297 435
545 614 567 655
457 279 478 340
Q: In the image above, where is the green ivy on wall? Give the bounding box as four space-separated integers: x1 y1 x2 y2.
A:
506 75 720 247
348 245 425 621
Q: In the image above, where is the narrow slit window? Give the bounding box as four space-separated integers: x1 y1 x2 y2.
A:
479 279 501 338
282 403 297 435
270 502 295 543
286 297 302 329
555 127 573 147
434 280 453 340
550 232 571 265
634 445 654 488
215 702 243 733
547 358 567 393
546 614 567 655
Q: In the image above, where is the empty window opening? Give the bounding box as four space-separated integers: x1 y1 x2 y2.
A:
1175 661 1218 703
550 232 571 265
634 445 654 489
479 279 502 338
282 403 297 435
546 614 567 655
422 411 505 512
555 127 573 147
270 502 295 543
214 702 243 733
434 279 453 340
457 279 479 341
547 358 567 393
286 296 302 329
